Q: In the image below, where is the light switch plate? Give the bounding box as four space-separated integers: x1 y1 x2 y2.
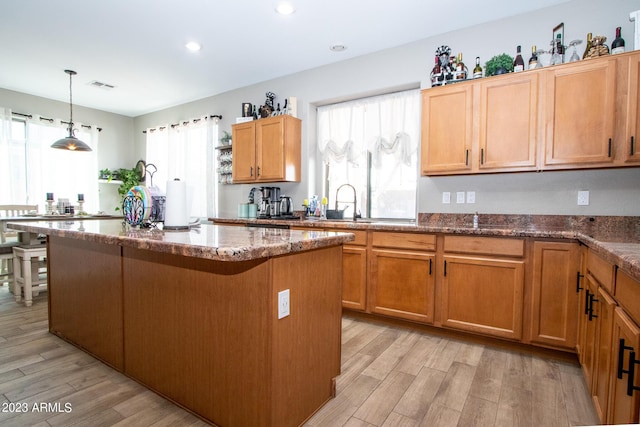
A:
442 192 451 204
456 192 465 204
278 289 290 319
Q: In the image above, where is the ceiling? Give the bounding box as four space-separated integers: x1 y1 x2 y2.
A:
1 0 570 117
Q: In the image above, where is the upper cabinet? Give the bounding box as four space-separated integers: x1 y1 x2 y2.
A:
543 58 617 168
622 53 640 163
421 51 640 176
421 84 473 174
231 115 301 183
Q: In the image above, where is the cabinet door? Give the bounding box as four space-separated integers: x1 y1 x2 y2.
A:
530 241 579 349
544 58 616 168
479 73 539 171
342 245 367 311
256 118 285 181
441 255 524 340
231 122 256 182
624 52 640 162
592 286 617 423
370 249 435 323
420 84 473 175
581 275 599 391
609 307 640 424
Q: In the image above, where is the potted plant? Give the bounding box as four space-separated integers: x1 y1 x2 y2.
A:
99 168 112 180
115 167 140 211
485 54 515 77
219 131 232 146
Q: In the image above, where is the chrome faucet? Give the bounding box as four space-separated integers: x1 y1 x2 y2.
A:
335 184 359 221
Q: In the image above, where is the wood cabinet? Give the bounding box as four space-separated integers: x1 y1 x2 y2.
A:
622 52 640 163
592 286 617 423
420 84 473 174
441 236 525 340
530 241 580 349
478 73 539 172
543 58 617 168
369 232 436 323
610 307 640 424
232 115 301 183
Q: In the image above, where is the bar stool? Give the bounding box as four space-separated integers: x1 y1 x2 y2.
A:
0 243 18 287
13 245 47 306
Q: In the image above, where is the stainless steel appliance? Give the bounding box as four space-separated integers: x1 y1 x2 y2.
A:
258 186 280 218
279 196 293 216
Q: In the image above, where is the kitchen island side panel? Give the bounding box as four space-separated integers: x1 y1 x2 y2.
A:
122 248 273 427
47 235 124 370
271 245 343 425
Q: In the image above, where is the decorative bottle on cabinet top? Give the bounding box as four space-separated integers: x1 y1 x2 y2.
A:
513 45 525 72
528 46 539 69
612 27 625 54
473 57 483 79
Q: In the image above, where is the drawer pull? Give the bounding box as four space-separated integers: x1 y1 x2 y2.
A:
429 259 432 275
250 166 254 177
465 150 469 166
632 136 636 156
257 166 261 177
627 351 640 397
608 138 612 158
443 260 447 276
480 148 484 165
576 272 583 293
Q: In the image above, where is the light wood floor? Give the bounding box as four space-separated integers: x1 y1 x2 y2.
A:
0 284 599 427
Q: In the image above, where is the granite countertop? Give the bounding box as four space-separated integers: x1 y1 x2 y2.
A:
212 214 640 282
7 219 354 262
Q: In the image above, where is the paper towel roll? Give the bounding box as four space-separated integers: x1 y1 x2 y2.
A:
164 179 189 230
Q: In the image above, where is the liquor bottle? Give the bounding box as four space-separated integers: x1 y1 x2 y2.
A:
612 27 625 54
455 53 466 80
555 33 564 64
472 57 482 79
528 45 539 69
430 55 442 86
582 33 593 59
513 45 525 72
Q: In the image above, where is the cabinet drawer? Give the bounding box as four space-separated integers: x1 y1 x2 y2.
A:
325 229 367 246
372 232 435 251
587 250 615 293
615 269 640 325
443 235 524 257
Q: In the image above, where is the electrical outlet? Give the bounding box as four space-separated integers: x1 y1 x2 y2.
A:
278 289 290 319
442 192 451 204
456 192 465 204
577 190 590 206
466 191 476 204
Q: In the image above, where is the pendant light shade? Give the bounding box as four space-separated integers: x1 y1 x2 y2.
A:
51 69 92 152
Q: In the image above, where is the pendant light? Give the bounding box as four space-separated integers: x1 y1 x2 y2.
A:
51 69 92 151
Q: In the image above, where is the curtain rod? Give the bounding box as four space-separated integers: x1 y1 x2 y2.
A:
142 114 222 134
11 111 103 132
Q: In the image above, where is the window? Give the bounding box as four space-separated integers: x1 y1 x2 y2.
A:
145 117 217 218
0 109 99 212
317 89 420 220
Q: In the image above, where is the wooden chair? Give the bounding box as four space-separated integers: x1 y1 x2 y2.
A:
0 204 38 286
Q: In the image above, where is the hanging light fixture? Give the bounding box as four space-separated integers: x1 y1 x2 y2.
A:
51 69 92 151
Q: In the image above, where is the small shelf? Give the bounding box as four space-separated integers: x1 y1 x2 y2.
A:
98 179 123 184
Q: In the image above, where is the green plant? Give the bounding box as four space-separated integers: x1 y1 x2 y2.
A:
99 168 112 181
115 167 140 211
219 130 232 145
485 54 515 77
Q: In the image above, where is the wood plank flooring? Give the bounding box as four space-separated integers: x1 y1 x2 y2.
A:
0 284 599 426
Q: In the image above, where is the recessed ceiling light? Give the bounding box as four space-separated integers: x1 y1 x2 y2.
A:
330 43 347 52
185 41 201 52
276 3 295 15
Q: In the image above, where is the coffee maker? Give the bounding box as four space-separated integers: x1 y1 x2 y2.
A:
258 186 281 218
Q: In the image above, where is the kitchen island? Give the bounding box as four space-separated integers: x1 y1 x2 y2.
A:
7 219 354 427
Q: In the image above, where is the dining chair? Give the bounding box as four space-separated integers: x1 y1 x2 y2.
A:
0 204 38 286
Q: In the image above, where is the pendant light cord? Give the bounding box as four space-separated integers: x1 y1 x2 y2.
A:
65 69 77 136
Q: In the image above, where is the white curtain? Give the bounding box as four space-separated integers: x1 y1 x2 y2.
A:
145 116 216 218
0 111 99 213
317 89 420 168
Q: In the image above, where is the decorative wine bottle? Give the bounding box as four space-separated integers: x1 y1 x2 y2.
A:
513 45 525 72
612 27 625 54
528 45 539 69
582 33 593 59
472 57 482 79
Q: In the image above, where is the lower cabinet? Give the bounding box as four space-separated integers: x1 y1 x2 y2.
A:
530 241 580 349
369 232 436 323
609 307 640 424
441 236 525 340
333 229 368 311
